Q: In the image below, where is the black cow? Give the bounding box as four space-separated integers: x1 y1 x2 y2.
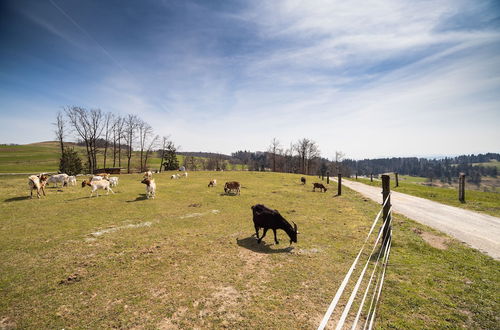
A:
251 204 298 245
300 177 306 184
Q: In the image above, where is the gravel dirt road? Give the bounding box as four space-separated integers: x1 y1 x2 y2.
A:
337 178 500 260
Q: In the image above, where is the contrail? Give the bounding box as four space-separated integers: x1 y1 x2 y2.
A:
49 0 130 74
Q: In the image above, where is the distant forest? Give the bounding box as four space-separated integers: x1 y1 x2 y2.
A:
343 153 499 185
229 150 499 186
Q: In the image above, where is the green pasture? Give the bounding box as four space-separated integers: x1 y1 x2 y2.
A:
0 172 498 328
0 142 177 173
354 176 500 217
473 159 500 171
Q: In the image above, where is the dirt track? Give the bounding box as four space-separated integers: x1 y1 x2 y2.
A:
337 179 500 260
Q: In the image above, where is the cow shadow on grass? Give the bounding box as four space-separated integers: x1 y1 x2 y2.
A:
4 196 31 202
236 236 294 254
65 196 91 201
126 194 148 202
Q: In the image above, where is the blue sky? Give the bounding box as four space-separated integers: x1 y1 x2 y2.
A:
1 0 499 159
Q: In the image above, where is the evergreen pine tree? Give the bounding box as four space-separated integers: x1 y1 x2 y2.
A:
163 143 179 170
59 147 83 175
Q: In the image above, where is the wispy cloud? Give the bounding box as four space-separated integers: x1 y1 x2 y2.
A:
1 0 499 158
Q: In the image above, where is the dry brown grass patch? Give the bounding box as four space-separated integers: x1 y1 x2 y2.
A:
412 228 450 250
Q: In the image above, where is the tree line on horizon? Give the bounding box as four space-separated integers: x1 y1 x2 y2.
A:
54 106 178 175
343 154 499 185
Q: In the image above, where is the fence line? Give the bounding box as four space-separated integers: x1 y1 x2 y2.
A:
318 188 393 330
366 232 392 330
317 194 391 330
335 207 392 329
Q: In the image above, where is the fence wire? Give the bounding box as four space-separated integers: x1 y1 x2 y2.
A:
318 196 393 330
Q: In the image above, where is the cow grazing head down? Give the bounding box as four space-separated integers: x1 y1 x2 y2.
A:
251 204 298 245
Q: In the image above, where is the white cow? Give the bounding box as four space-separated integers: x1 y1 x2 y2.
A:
141 178 156 199
109 177 119 187
64 176 77 186
47 174 68 187
82 179 114 197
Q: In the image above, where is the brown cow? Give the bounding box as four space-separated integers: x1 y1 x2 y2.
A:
96 172 110 180
312 183 327 192
224 181 241 195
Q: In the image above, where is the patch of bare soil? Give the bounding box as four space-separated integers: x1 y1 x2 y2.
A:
237 245 269 280
198 286 243 322
293 248 322 255
0 317 16 330
58 273 82 285
413 228 449 250
159 286 243 329
139 244 161 255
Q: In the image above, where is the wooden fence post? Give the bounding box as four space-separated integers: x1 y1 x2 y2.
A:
381 175 391 243
326 171 330 184
338 174 342 196
395 172 399 187
459 173 466 203
355 173 358 180
370 173 373 182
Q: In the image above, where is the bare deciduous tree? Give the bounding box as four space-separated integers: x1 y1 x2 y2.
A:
65 106 104 173
137 120 154 172
307 141 320 175
88 109 105 172
102 112 114 169
268 137 281 172
295 138 310 174
123 114 140 173
294 138 320 175
53 111 65 156
143 134 159 171
112 116 125 167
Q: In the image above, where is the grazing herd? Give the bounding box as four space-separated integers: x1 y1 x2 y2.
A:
26 171 334 246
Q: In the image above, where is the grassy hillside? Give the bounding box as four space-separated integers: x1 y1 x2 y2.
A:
0 142 177 173
354 176 500 217
0 172 498 328
0 142 61 173
473 159 500 171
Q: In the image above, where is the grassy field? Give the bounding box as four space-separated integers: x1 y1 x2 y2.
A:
0 172 498 328
0 142 247 173
354 176 500 218
0 142 183 173
473 159 500 171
